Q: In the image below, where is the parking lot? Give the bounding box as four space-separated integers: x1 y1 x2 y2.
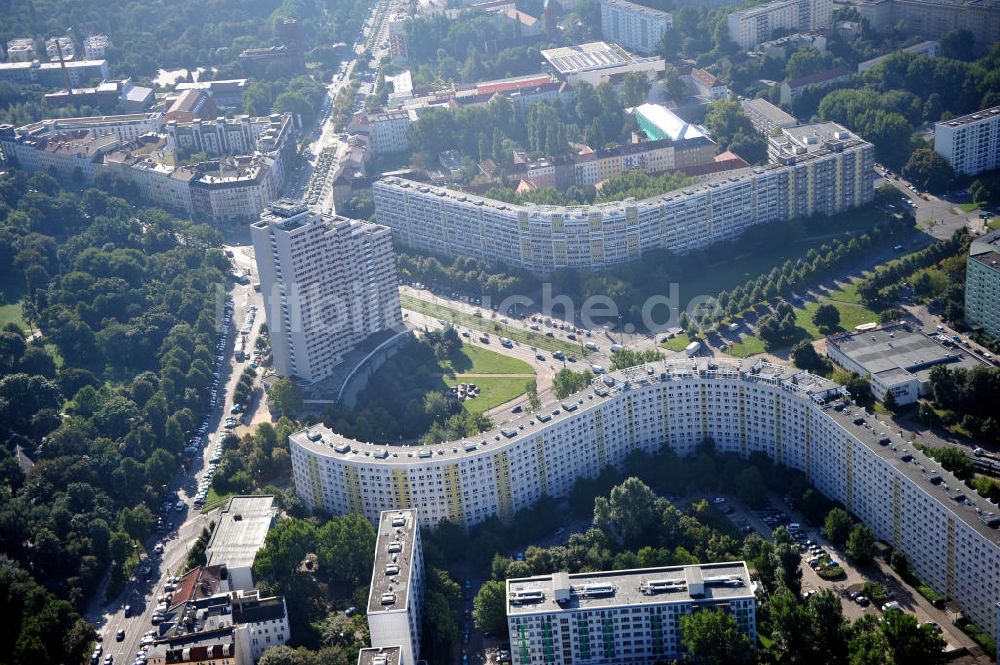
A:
722 494 982 656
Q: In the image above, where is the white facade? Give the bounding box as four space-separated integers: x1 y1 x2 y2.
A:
289 358 1000 638
727 0 833 49
250 203 403 384
373 123 874 274
84 35 111 60
934 105 1000 177
600 0 672 55
740 98 798 135
45 36 74 61
368 510 424 665
6 38 36 62
368 110 415 154
507 562 755 664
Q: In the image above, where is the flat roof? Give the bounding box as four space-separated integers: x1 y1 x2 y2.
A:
204 495 276 571
938 105 1000 129
357 646 402 665
507 561 753 616
740 98 797 126
541 42 635 74
971 229 1000 256
824 401 1000 544
633 103 707 141
970 250 1000 273
291 357 1000 545
601 0 672 18
290 358 839 466
367 509 419 615
827 323 982 376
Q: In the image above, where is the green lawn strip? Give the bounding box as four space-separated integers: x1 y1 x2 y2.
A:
660 333 691 352
443 375 530 415
201 487 236 514
958 202 981 213
401 294 588 356
987 218 1000 231
440 344 533 375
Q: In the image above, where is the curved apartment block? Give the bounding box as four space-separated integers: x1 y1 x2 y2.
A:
372 123 874 274
289 358 1000 635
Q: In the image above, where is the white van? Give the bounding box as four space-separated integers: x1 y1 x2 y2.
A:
788 522 800 532
585 342 599 351
610 344 624 353
881 601 900 612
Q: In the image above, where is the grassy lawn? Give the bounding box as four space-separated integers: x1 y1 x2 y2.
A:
0 302 25 332
443 375 531 414
401 294 589 357
440 344 533 375
660 332 691 352
988 217 1000 231
725 335 768 358
725 283 880 358
793 292 880 340
958 202 981 213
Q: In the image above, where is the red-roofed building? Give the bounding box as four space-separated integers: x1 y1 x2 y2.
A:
504 8 542 35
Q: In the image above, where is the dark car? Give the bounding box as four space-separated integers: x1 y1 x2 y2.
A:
115 629 126 642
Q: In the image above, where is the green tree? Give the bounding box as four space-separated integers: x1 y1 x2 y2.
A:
882 389 899 413
902 148 954 194
846 523 875 564
679 608 752 665
472 580 508 635
268 377 302 418
553 368 594 399
791 340 829 373
881 610 946 664
526 380 541 412
823 508 853 546
812 303 841 331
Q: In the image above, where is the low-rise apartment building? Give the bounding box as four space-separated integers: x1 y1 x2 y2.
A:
0 58 109 87
740 98 798 135
779 66 852 107
507 562 755 664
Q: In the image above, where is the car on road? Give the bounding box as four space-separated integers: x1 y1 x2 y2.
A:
116 629 126 642
535 353 546 361
175 500 185 512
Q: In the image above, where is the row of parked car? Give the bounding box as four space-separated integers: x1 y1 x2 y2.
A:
193 440 225 508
